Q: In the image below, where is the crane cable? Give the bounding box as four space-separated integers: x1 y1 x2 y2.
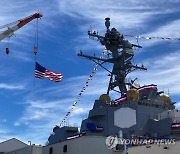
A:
33 18 39 87
34 18 39 57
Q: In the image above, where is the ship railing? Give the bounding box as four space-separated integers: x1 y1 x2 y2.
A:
60 122 79 128
150 110 180 122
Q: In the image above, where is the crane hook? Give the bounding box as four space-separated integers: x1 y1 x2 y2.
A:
6 47 10 54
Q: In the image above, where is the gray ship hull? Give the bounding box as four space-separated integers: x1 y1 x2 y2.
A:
43 136 180 154
128 140 180 154
43 136 126 154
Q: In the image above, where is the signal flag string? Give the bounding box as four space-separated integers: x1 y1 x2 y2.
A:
124 34 180 41
59 49 109 127
60 63 99 127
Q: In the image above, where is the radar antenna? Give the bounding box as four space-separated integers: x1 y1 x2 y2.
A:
78 18 147 96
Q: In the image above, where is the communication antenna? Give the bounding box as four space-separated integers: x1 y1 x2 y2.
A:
78 17 146 96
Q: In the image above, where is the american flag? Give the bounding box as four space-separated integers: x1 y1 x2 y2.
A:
35 62 63 82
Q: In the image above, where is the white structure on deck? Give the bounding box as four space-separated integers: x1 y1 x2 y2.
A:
0 138 28 153
0 138 42 154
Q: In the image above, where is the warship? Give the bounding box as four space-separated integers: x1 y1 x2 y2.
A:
43 18 180 154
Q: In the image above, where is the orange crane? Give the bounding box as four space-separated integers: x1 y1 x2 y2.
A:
0 13 43 54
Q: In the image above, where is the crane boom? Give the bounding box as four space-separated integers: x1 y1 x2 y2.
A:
0 13 43 41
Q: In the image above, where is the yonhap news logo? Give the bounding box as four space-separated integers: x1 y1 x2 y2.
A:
105 135 176 149
105 135 119 149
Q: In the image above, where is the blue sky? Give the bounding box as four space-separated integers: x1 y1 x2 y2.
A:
0 0 180 144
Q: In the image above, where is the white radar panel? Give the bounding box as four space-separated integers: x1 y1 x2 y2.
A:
114 107 136 128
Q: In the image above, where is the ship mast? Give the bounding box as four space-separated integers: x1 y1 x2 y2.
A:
78 18 147 96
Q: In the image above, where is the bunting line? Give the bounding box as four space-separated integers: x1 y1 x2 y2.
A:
59 49 111 127
114 84 157 105
125 34 180 41
60 63 99 127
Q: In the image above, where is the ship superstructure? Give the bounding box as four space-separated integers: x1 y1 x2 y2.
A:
46 18 180 154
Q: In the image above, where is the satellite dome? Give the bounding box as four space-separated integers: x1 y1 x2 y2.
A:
126 89 139 100
99 94 111 104
161 94 171 103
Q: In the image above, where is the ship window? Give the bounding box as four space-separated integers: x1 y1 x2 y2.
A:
49 147 53 154
138 102 142 105
63 145 67 153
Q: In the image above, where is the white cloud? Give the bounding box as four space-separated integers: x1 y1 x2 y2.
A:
129 50 180 96
71 107 89 116
57 0 180 30
58 0 149 30
0 126 13 142
0 83 25 90
147 20 180 38
175 102 180 109
14 99 72 125
1 119 7 123
55 0 180 54
0 129 8 134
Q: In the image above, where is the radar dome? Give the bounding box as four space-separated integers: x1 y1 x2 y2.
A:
99 94 111 104
126 89 139 100
161 94 171 103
